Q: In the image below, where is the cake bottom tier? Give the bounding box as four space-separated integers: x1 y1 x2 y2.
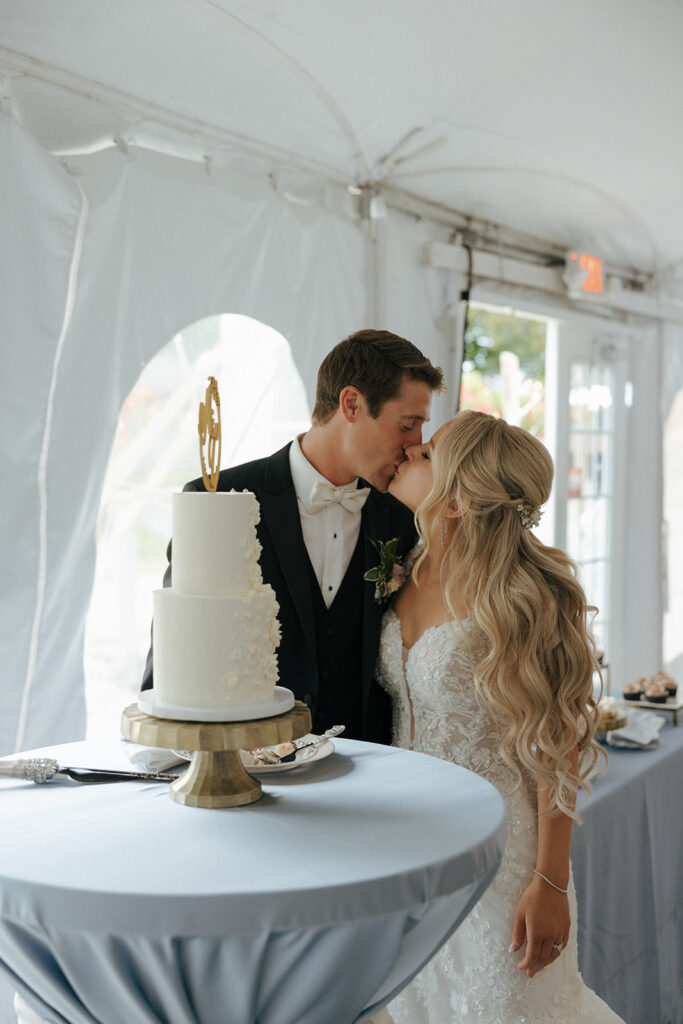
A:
153 587 279 708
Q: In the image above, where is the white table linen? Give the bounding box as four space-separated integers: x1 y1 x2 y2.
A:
0 737 505 1024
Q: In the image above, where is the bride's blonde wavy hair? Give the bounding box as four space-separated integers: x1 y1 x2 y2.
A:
413 410 604 819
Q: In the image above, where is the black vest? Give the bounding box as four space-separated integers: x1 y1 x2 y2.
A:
307 536 365 739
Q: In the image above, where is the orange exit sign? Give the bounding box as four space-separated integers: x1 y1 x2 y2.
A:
568 251 603 294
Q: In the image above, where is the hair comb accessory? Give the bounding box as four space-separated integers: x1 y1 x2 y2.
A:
517 504 543 529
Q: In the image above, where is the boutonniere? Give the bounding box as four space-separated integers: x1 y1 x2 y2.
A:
363 537 407 605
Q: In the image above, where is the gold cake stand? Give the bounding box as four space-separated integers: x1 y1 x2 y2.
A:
121 701 311 808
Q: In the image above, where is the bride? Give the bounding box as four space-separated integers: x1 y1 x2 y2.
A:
375 411 624 1024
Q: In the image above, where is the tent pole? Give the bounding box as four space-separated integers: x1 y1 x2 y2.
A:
360 186 384 328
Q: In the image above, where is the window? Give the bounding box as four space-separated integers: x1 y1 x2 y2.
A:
84 314 311 739
549 328 629 692
460 304 630 692
566 362 614 658
459 302 554 549
460 303 548 439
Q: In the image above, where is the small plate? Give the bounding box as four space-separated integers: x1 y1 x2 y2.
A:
172 733 335 775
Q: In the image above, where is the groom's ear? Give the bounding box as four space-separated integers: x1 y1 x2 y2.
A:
339 385 364 423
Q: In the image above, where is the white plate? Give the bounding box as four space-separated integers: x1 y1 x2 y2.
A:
172 734 335 775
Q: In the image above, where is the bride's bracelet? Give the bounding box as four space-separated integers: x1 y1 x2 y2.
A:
533 869 569 894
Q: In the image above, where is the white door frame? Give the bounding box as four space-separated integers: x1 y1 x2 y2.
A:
548 320 633 694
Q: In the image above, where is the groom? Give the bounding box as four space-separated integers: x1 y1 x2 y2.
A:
141 329 443 743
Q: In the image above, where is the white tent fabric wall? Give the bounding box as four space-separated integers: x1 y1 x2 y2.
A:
0 120 87 756
662 323 683 419
621 326 664 677
381 208 456 429
1 121 409 755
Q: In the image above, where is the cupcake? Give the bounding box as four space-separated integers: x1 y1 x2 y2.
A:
652 671 677 699
623 679 646 701
596 697 624 733
644 678 668 704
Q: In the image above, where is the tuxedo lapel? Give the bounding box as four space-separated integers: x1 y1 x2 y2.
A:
256 446 317 662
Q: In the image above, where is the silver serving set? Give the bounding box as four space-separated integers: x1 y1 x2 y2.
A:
0 725 345 785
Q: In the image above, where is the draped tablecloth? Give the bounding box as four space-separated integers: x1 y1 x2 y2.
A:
573 721 683 1024
0 737 505 1024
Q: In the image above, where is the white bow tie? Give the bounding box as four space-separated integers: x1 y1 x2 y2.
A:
304 480 371 515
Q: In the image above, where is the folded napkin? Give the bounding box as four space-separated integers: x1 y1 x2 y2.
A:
606 709 665 749
121 740 186 772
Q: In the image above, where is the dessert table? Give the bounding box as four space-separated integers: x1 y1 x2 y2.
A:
0 737 506 1024
572 720 683 1024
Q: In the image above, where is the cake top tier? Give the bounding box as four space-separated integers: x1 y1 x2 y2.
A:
171 489 263 597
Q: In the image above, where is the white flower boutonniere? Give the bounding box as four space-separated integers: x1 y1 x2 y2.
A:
363 537 407 605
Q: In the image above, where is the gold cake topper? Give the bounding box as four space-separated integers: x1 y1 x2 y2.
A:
198 376 221 492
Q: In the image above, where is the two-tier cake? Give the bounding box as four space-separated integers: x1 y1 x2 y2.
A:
140 489 292 721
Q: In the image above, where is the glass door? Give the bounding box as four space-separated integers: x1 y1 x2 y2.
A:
548 326 630 693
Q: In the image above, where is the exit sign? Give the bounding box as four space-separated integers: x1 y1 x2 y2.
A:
566 251 604 294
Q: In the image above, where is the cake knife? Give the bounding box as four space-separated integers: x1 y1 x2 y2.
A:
262 725 346 764
0 758 181 785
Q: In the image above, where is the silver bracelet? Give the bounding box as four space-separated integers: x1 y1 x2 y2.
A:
533 869 569 894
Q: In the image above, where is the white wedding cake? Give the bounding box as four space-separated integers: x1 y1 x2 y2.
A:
149 489 286 719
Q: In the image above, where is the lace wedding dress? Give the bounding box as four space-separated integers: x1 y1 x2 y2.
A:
374 595 624 1024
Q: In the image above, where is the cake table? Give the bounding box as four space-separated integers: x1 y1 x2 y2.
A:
121 699 311 807
0 737 506 1024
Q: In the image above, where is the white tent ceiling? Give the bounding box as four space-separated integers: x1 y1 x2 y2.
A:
2 0 683 289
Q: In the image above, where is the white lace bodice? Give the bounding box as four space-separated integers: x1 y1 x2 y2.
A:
377 606 539 922
379 608 534 799
375 573 624 1024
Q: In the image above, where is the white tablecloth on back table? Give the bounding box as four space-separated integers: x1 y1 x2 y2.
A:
0 737 505 1024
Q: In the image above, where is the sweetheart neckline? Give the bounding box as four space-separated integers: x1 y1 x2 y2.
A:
387 607 469 655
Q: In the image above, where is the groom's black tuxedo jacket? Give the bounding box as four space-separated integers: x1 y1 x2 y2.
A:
141 442 416 743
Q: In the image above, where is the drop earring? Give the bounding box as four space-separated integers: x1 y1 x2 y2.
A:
441 516 447 549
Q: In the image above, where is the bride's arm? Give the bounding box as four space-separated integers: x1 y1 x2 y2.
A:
510 753 577 978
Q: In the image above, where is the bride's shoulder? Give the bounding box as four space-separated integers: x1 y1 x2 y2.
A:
402 541 423 574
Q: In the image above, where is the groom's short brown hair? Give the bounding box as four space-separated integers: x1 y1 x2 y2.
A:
312 329 444 424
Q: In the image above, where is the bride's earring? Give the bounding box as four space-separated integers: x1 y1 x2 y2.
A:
441 516 447 549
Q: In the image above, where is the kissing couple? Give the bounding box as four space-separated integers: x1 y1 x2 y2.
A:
142 328 623 1022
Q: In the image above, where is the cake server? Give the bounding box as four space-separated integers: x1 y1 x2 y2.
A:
261 725 346 764
0 758 181 785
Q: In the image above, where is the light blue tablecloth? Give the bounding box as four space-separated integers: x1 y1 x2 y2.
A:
0 737 506 1024
573 721 683 1024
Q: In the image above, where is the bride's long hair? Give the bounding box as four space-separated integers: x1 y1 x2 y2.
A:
413 410 603 818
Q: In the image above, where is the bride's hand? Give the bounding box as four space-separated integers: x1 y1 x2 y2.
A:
510 874 570 978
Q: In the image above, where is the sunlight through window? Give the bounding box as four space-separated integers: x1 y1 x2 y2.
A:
84 315 311 739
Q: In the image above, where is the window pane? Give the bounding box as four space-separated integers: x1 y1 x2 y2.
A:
460 306 547 439
567 497 609 561
569 363 614 433
565 351 616 670
568 432 611 498
577 560 609 653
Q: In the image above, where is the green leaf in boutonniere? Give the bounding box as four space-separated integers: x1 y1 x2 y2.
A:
364 537 407 605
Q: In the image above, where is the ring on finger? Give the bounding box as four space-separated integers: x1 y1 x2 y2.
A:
552 942 563 951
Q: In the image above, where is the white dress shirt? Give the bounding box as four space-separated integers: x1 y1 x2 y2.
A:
289 438 364 608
